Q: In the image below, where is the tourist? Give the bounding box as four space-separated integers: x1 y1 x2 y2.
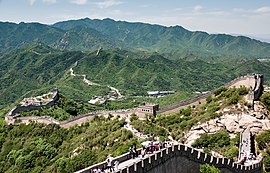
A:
114 160 119 170
248 153 253 160
133 145 137 158
129 147 134 159
155 143 159 151
96 167 102 173
106 155 114 172
240 152 247 165
141 147 146 158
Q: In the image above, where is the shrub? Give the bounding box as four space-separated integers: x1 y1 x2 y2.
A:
200 164 220 173
237 86 249 95
206 96 212 103
227 94 240 105
180 106 192 116
261 92 270 110
213 86 227 96
225 146 238 159
192 131 230 149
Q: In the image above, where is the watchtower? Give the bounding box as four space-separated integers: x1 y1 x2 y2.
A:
137 103 159 118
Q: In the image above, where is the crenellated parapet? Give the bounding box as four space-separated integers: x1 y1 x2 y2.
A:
76 144 263 173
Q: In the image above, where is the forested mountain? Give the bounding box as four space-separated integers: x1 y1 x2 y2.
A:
52 18 270 57
1 42 270 113
1 17 270 113
1 18 270 57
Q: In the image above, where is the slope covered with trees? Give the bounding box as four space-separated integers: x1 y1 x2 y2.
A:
1 43 270 116
0 117 138 173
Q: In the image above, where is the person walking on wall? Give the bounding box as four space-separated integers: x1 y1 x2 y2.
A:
106 155 114 172
129 147 134 159
141 147 146 158
133 145 137 158
114 160 119 171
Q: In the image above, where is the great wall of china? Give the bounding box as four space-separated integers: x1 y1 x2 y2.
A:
4 74 265 172
76 144 263 173
5 74 263 129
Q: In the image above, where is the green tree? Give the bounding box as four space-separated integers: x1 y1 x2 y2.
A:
200 164 220 173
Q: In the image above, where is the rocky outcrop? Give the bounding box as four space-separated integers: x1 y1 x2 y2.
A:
185 101 270 146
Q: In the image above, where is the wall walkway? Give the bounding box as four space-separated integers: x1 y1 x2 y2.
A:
76 144 263 173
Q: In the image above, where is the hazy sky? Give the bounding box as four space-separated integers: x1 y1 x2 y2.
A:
1 0 270 40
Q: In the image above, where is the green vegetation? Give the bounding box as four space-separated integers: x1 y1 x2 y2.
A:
2 41 269 115
2 18 270 57
130 114 169 140
0 117 138 173
53 18 270 57
192 131 240 160
256 129 270 172
1 17 270 173
200 164 220 173
192 130 230 149
260 92 270 111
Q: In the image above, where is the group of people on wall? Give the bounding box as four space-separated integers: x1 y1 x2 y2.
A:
92 141 169 173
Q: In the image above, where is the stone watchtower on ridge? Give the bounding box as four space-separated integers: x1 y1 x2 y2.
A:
136 103 159 118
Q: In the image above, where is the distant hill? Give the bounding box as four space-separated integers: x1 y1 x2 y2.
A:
0 18 270 57
53 18 270 57
1 43 270 111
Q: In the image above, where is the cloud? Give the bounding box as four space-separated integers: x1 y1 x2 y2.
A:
96 0 123 9
193 5 203 12
29 0 36 6
255 7 270 14
43 0 56 4
70 0 88 5
28 0 56 5
140 4 150 8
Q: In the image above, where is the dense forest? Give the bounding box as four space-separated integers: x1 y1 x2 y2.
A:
0 116 138 173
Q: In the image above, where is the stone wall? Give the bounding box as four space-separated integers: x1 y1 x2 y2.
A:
75 149 142 173
5 74 264 129
75 144 262 173
158 74 263 114
115 145 263 173
7 90 59 117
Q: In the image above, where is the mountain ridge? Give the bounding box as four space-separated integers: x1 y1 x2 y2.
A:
1 18 270 57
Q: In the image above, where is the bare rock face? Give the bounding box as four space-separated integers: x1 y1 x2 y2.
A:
184 102 270 146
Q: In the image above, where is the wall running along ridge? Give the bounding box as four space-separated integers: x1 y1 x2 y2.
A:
5 74 263 128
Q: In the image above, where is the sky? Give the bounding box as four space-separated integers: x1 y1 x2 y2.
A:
1 0 270 42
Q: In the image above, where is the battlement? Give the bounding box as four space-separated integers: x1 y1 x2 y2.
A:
77 144 263 173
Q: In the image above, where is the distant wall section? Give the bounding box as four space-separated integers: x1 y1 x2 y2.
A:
5 90 59 123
